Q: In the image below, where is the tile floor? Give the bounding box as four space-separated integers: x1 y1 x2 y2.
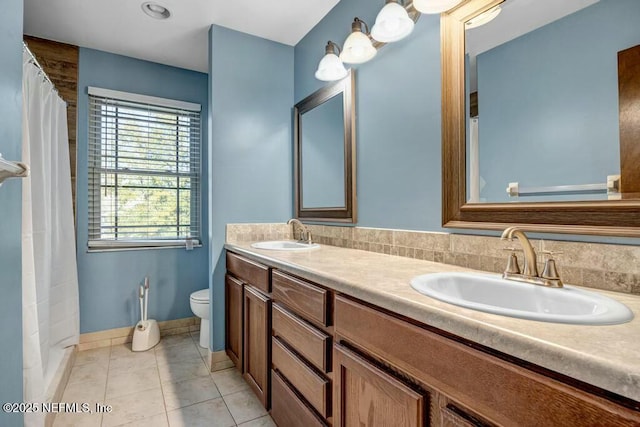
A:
54 332 276 427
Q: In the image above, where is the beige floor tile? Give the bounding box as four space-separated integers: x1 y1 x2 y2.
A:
155 342 202 365
106 366 161 399
212 360 234 371
196 344 209 359
192 335 206 349
166 398 235 427
74 347 111 367
157 358 209 384
156 333 195 350
109 344 139 359
61 379 106 405
111 412 168 427
211 368 249 396
223 389 267 425
53 411 103 427
102 387 166 427
108 350 157 375
238 415 277 427
67 363 109 385
162 376 221 411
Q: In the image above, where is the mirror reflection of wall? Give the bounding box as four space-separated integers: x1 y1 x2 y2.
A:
301 94 345 209
465 0 640 203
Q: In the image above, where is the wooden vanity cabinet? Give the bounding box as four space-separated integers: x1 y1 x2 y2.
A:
226 252 272 408
334 295 640 427
226 251 640 426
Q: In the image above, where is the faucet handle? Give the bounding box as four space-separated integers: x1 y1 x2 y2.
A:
502 247 522 252
539 250 563 259
541 258 564 287
539 251 564 287
502 248 521 274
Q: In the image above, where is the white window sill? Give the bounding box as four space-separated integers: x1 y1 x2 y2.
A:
87 240 202 253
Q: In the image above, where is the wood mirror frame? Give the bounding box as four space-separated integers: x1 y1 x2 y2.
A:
294 70 356 223
441 0 640 237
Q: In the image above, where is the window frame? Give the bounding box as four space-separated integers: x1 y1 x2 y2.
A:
87 87 202 251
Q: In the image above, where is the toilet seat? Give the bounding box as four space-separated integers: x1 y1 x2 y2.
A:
190 289 210 303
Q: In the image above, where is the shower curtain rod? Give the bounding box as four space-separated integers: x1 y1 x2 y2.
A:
22 41 57 93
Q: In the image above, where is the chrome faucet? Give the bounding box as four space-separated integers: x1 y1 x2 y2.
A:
287 218 313 244
500 227 563 288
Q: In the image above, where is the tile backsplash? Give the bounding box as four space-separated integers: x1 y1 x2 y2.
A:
226 223 640 295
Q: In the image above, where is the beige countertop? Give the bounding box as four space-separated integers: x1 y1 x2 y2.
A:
225 241 640 402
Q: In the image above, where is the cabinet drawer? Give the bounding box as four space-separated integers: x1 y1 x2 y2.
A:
335 295 640 427
227 252 270 293
272 270 328 326
272 337 329 417
271 370 327 427
273 303 330 373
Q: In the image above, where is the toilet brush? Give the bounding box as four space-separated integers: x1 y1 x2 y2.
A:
139 285 145 321
144 277 149 322
132 276 161 351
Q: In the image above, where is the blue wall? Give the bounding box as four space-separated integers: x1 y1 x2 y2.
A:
76 48 209 333
476 0 640 202
294 0 640 245
209 25 294 350
0 0 24 424
295 0 443 231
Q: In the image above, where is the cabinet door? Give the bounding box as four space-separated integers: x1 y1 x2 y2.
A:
243 285 271 408
225 274 243 370
333 344 427 427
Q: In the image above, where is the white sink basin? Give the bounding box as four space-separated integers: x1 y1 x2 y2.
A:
410 272 633 325
250 240 320 251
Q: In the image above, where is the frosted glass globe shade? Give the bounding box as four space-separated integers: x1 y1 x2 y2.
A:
413 0 463 14
340 31 377 64
371 2 415 43
315 53 348 81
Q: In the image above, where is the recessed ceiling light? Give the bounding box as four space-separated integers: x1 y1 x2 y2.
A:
141 2 171 20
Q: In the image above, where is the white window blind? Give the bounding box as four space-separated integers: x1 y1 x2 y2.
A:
88 88 201 249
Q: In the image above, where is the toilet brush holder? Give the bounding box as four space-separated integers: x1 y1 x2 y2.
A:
132 319 160 351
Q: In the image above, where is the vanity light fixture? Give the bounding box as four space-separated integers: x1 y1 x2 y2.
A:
141 2 171 19
371 0 415 43
412 0 463 14
340 18 377 64
465 5 502 29
315 41 349 82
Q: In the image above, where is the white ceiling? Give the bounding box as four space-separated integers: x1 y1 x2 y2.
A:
466 0 599 56
23 0 340 73
465 0 599 91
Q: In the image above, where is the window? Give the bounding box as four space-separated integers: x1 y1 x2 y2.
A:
88 87 201 249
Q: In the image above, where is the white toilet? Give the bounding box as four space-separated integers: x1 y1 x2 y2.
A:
190 289 210 348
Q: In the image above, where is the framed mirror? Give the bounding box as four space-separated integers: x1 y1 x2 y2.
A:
294 70 356 223
441 0 640 236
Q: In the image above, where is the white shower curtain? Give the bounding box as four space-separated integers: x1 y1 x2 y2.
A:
22 50 79 426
